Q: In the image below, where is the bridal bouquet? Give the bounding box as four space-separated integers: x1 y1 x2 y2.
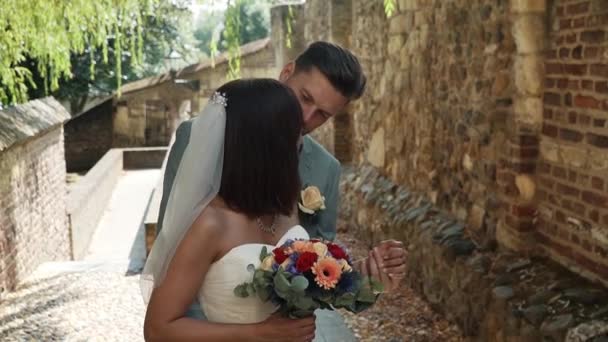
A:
234 239 383 318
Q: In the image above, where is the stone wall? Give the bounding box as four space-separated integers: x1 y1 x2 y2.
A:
342 165 608 341
271 5 307 69
0 98 71 293
537 0 608 286
351 0 515 249
123 147 167 170
64 98 113 172
272 1 355 162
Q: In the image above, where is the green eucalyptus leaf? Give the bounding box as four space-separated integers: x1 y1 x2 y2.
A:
259 246 269 262
274 272 291 293
290 276 309 292
254 269 267 281
294 296 315 310
357 287 378 303
370 279 385 294
246 283 256 295
334 293 356 308
257 286 270 302
289 309 315 319
234 283 250 298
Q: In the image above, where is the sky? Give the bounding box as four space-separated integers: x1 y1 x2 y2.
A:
189 0 228 21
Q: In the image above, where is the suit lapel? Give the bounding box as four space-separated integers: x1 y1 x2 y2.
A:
299 136 313 183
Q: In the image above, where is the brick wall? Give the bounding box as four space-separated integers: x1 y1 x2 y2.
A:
537 0 608 284
0 128 70 292
65 98 113 172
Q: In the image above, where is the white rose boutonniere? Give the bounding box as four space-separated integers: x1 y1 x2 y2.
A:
298 185 326 215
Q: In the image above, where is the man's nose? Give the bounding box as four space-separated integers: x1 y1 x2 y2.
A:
301 105 316 123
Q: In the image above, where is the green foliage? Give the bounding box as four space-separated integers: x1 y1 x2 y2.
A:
284 5 295 49
194 0 270 79
234 245 384 319
384 0 396 18
193 12 224 56
223 0 243 79
0 0 160 105
1 1 194 111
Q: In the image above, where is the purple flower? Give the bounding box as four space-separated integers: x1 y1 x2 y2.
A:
337 270 358 293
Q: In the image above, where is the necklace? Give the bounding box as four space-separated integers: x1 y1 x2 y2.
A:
256 215 277 235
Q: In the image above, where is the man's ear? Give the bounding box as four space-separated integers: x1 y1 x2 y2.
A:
279 62 295 82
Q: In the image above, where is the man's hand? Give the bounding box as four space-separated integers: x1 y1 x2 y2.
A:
354 243 405 293
372 240 406 291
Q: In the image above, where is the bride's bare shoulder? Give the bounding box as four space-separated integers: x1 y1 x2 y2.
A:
190 204 226 240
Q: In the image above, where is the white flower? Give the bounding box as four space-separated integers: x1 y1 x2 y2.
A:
298 186 326 214
312 242 328 257
260 255 274 271
338 259 352 272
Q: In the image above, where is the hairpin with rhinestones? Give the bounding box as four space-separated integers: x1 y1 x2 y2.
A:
210 91 227 107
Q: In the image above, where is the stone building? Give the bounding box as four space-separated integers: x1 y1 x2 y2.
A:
62 38 279 172
0 98 72 293
113 37 279 147
64 96 113 172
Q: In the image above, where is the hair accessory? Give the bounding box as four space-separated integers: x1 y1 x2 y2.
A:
210 91 227 107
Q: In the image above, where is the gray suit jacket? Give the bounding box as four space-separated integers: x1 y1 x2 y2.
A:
155 119 341 319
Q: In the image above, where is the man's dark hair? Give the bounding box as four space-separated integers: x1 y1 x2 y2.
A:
217 78 303 219
294 41 366 100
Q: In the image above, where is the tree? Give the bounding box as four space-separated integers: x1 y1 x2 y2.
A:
28 1 195 114
193 0 270 56
0 0 199 111
0 0 160 106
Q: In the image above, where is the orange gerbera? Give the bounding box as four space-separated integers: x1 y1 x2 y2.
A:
311 257 342 290
292 240 315 253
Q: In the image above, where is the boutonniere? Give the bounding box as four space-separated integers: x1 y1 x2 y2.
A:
298 185 326 215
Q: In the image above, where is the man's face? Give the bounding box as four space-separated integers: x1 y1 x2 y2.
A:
279 63 349 134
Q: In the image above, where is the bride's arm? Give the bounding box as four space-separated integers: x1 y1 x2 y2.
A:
143 214 315 342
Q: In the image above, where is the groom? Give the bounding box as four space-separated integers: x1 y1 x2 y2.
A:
157 41 406 324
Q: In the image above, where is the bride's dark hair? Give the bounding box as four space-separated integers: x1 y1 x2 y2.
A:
216 78 303 218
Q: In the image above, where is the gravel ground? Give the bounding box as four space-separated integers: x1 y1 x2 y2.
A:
0 233 463 342
337 232 464 342
0 270 145 341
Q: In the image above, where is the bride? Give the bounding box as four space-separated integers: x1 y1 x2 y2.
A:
141 78 387 341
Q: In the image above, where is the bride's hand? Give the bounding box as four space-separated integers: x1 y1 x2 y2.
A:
252 312 316 342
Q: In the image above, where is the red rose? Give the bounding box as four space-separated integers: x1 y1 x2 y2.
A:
273 247 289 264
296 252 318 272
327 243 348 260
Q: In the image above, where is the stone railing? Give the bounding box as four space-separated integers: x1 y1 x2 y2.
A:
341 165 608 341
143 155 167 257
67 149 123 260
67 147 167 260
123 147 167 170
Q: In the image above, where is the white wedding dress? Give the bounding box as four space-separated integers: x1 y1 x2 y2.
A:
197 225 309 323
195 225 356 341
